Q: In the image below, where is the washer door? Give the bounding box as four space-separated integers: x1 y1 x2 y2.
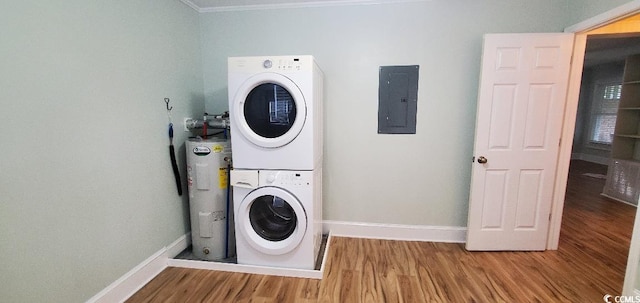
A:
232 73 307 148
237 187 307 255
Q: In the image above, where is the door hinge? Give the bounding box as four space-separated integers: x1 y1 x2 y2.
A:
549 213 552 221
472 156 475 163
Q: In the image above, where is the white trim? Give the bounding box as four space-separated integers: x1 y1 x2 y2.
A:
623 203 640 296
601 193 639 207
183 0 429 13
570 152 584 161
548 33 585 250
322 220 466 243
571 153 610 166
178 0 202 12
564 0 640 33
86 234 189 303
168 233 332 279
166 233 192 259
581 153 610 166
318 233 331 273
168 258 324 279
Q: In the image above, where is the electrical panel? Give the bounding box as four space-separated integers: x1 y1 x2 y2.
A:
378 65 419 134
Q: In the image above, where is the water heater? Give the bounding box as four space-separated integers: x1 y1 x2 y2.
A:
186 138 233 261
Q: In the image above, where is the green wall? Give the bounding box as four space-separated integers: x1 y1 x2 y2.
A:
1 0 638 301
0 0 202 302
199 0 570 227
565 0 637 26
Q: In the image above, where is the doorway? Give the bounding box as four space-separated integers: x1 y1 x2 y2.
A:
554 9 640 295
550 10 640 249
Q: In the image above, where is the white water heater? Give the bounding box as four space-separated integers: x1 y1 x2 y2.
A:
186 138 233 261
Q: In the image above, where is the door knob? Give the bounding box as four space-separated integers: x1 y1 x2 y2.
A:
477 156 488 164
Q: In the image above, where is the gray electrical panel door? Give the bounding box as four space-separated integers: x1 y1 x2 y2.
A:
378 65 419 134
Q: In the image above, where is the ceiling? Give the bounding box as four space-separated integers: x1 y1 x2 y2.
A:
180 0 426 12
584 34 640 67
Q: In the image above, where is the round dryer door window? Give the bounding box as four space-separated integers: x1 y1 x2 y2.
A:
244 84 296 139
232 73 306 148
237 187 307 255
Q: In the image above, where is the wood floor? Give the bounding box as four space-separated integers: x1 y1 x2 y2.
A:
126 160 636 303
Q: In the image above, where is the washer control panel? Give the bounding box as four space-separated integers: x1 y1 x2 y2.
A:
259 170 312 187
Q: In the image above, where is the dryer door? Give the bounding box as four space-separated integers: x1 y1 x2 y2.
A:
232 73 307 148
237 186 308 255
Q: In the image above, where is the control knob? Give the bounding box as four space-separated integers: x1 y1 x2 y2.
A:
266 174 276 184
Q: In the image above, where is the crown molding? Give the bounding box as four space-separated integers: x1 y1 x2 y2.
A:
180 0 202 12
564 0 640 33
180 0 429 13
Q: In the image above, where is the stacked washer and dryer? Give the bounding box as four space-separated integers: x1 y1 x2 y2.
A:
228 55 323 270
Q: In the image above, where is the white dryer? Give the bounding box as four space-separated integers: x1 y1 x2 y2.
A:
230 169 322 269
228 55 323 170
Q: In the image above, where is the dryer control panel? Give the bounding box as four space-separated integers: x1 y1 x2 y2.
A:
228 56 314 73
268 58 303 71
260 171 312 187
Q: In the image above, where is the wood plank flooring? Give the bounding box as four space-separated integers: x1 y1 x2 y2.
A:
126 160 635 302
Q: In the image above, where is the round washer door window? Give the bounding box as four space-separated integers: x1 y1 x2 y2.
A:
232 73 306 148
238 187 307 255
249 195 297 241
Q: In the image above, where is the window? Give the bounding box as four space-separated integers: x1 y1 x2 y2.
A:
589 83 622 145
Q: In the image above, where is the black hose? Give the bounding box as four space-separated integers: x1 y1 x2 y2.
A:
169 145 182 196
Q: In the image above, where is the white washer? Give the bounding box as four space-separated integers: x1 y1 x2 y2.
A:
230 169 322 269
228 55 323 170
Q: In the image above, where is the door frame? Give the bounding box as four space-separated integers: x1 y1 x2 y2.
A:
548 0 640 296
548 0 640 250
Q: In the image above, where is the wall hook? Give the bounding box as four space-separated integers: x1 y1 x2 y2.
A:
165 98 173 111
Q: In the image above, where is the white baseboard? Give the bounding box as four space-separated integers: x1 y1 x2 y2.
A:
323 220 467 243
601 193 638 207
88 222 467 301
166 232 192 258
86 234 191 303
571 153 610 165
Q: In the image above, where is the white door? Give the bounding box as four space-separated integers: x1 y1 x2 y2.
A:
466 33 573 251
